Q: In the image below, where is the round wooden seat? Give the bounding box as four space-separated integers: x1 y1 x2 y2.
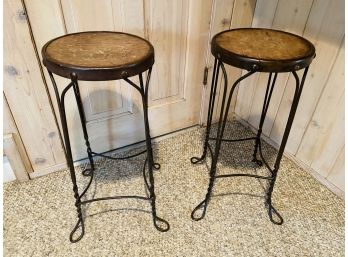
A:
42 31 154 81
211 28 315 72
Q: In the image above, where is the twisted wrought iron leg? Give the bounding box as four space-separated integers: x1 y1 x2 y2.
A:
266 67 308 225
71 74 94 176
191 58 220 164
252 73 278 167
191 63 256 220
48 71 85 243
139 71 169 232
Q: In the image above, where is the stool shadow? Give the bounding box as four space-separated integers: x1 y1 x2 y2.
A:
74 87 160 212
87 208 151 219
195 117 278 198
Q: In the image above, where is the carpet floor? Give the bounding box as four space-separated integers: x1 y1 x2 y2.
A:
4 121 344 257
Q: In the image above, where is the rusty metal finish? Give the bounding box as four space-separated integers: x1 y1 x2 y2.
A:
42 31 154 80
211 28 315 72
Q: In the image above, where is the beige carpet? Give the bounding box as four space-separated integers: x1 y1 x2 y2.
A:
4 121 344 257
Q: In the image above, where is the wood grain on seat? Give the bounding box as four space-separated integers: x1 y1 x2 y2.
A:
42 31 154 81
211 28 315 72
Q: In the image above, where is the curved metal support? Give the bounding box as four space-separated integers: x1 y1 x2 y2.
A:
61 80 86 242
139 71 170 232
79 169 94 199
48 72 66 156
71 73 95 173
209 136 256 143
81 195 150 205
48 71 85 243
191 61 256 221
153 216 170 232
89 150 161 170
144 67 152 97
265 67 308 225
191 58 220 164
91 149 147 160
69 218 84 243
81 168 93 177
252 72 278 167
123 77 144 95
268 204 284 225
191 199 208 221
142 158 151 193
258 141 273 172
215 173 273 180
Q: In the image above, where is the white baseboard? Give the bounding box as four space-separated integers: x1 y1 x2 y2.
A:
3 156 16 183
29 163 67 179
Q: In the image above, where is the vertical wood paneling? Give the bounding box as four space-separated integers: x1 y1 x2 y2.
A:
270 0 344 153
112 0 144 37
147 0 213 132
145 0 188 103
61 0 114 31
23 0 68 162
3 134 30 181
229 0 256 28
184 0 214 125
249 0 279 28
326 147 345 192
3 94 33 176
4 0 65 171
296 39 344 169
309 96 344 177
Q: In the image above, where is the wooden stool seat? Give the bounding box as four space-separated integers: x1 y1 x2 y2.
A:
42 31 154 81
211 28 315 72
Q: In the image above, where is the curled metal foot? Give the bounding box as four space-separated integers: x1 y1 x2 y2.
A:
190 156 205 164
153 216 170 232
267 204 284 225
252 158 263 167
153 163 161 170
191 199 208 221
69 218 85 243
82 168 94 177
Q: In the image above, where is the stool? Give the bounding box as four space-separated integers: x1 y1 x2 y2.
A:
42 31 169 243
191 28 315 224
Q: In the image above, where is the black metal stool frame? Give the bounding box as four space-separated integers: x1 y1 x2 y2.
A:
48 67 169 243
191 57 309 224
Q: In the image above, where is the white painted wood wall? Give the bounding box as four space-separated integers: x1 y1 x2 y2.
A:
4 0 344 196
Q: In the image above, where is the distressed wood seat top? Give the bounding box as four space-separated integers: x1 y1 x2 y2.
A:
211 28 315 72
42 31 154 81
